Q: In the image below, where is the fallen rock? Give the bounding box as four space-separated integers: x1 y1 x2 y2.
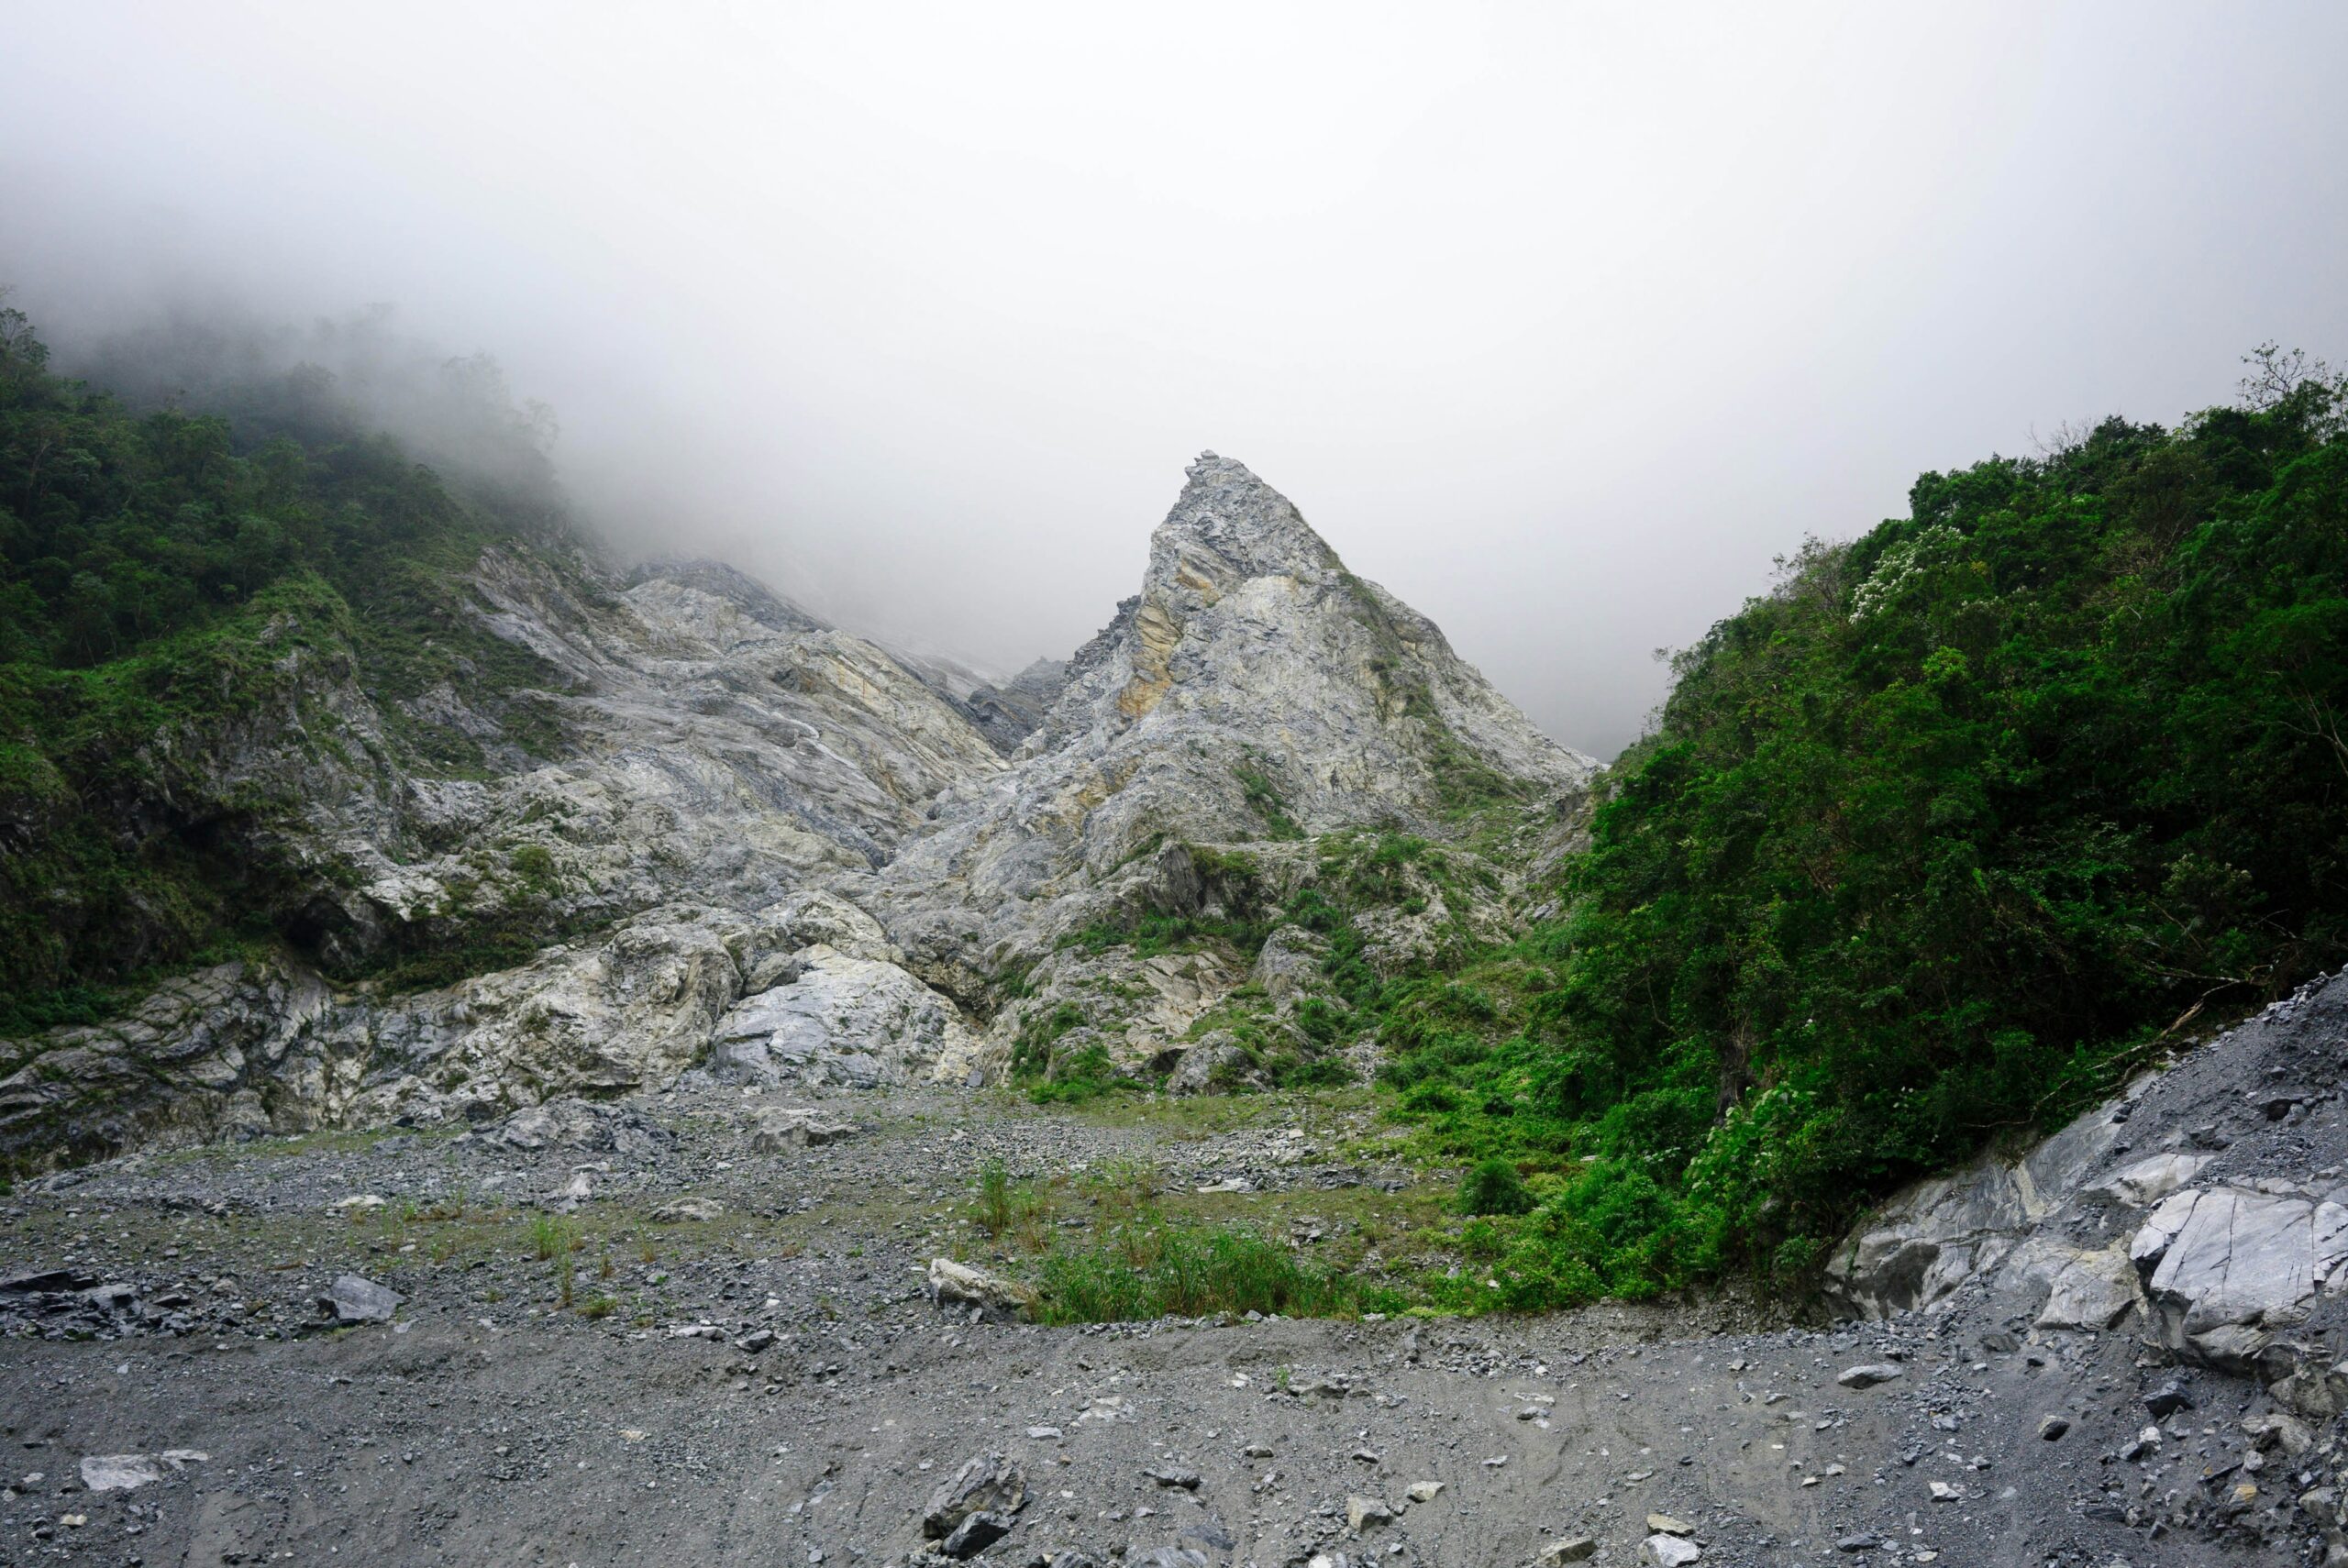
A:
923 1452 1027 1540
1640 1533 1701 1567
926 1257 1035 1322
1405 1480 1445 1504
79 1451 205 1492
1346 1496 1393 1532
940 1510 1014 1560
1538 1539 1598 1565
746 1106 856 1152
1836 1364 1903 1389
312 1274 401 1327
649 1197 725 1223
482 1098 670 1158
1646 1514 1693 1535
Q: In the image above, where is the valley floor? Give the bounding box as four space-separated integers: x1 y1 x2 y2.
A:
0 1081 2308 1567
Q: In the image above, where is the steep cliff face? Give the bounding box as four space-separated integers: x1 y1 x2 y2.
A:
1 540 1008 1166
876 455 1591 969
868 453 1597 1082
2 454 1589 1166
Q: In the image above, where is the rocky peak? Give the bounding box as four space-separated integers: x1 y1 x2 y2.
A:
1149 451 1345 592
874 456 1597 1027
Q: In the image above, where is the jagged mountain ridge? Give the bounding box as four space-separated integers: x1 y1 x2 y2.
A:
871 452 1595 1017
2 453 1589 1166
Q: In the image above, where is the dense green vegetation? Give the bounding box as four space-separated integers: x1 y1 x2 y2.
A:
1379 349 2348 1306
0 301 575 1032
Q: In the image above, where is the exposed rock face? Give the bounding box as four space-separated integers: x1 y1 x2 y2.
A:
3 454 1589 1165
870 454 1596 1077
1827 966 2348 1410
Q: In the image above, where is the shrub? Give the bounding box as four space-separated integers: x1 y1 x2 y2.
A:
1456 1156 1534 1216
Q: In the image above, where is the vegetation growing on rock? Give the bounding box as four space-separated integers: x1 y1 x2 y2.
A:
1370 350 2348 1306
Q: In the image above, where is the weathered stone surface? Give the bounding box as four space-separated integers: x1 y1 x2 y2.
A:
1640 1533 1701 1567
0 553 1004 1168
2132 1187 2348 1360
744 1106 855 1152
709 946 975 1088
926 1258 1034 1322
1824 1103 2124 1318
313 1274 401 1326
922 1452 1026 1539
872 455 1594 1075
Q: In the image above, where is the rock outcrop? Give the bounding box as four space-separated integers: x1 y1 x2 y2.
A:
1828 966 2348 1410
3 454 1589 1166
869 453 1596 1081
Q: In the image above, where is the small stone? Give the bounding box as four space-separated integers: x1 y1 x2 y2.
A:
1835 1535 1881 1552
1928 1481 1962 1501
1346 1496 1394 1532
1539 1538 1599 1565
1147 1467 1202 1490
1405 1481 1444 1504
1836 1364 1903 1389
2036 1415 2070 1441
1639 1533 1701 1567
1646 1514 1694 1535
80 1455 162 1492
2144 1382 2193 1419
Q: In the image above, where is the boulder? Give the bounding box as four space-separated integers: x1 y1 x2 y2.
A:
926 1257 1035 1322
939 1511 1014 1560
482 1099 670 1158
745 1106 855 1151
2132 1187 2348 1365
313 1274 401 1327
1166 1039 1264 1096
922 1452 1026 1540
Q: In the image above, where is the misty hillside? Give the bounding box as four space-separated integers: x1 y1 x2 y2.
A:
7 300 2348 1567
0 300 587 1027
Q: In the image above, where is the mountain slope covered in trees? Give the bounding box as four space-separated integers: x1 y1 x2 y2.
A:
1378 351 2348 1305
0 302 581 1032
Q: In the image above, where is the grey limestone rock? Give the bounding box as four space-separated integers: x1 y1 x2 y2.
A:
314 1274 401 1326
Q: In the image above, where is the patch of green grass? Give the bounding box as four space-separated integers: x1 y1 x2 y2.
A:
1234 763 1303 841
527 1212 579 1263
1034 1219 1404 1323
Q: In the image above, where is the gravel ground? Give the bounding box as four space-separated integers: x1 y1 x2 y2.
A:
2 1064 2337 1566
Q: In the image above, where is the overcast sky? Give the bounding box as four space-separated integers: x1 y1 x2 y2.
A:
5 3 2344 755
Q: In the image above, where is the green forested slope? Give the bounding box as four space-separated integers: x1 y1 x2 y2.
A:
1380 353 2348 1306
0 303 571 1032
